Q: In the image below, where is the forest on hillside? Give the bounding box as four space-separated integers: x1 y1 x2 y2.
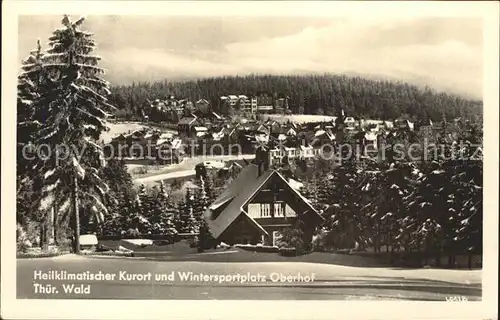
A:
109 74 483 121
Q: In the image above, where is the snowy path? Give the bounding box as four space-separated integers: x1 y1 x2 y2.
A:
132 154 255 185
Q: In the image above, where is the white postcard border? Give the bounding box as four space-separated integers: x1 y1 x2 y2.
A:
2 1 498 319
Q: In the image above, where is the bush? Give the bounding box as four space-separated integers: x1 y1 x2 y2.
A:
95 244 113 252
125 228 140 238
17 252 68 259
276 222 306 253
279 247 301 257
16 221 41 252
81 251 134 257
153 239 172 246
235 244 280 253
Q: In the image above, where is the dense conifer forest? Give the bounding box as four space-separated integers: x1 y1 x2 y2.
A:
109 74 483 120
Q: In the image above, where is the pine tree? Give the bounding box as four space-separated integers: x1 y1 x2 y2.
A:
135 184 152 233
18 40 45 179
177 189 196 234
19 16 116 253
100 158 134 236
203 174 218 204
17 41 50 245
192 177 208 230
149 181 178 239
192 177 214 251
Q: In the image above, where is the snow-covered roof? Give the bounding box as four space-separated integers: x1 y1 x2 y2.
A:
212 112 223 120
178 117 197 125
365 132 378 141
212 131 225 140
255 134 269 144
202 161 226 169
171 138 182 149
288 178 304 191
160 132 173 139
315 129 326 137
156 139 169 146
194 126 208 131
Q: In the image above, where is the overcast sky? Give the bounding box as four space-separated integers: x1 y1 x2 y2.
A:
18 15 483 99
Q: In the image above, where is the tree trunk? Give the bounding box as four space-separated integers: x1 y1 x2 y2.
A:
436 242 441 267
53 202 58 246
72 173 81 254
424 239 429 265
41 211 49 250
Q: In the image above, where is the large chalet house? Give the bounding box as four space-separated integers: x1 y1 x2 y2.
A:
204 148 323 247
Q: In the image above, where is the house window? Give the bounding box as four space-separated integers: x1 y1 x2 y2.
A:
274 202 284 217
261 204 271 217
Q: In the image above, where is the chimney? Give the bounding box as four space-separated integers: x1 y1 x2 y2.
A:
256 146 270 177
256 147 263 177
263 149 270 171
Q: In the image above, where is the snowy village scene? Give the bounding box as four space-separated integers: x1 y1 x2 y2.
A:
12 10 487 303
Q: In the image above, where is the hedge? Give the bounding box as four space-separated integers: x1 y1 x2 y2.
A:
279 247 301 256
235 244 279 253
82 251 134 257
17 251 134 258
17 252 69 259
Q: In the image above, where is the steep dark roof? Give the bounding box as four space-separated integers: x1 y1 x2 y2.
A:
204 164 321 238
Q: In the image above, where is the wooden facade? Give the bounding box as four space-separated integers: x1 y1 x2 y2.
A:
206 161 323 247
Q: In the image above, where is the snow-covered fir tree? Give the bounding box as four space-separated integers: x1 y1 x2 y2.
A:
18 40 45 179
135 184 152 233
192 177 214 251
19 15 116 253
192 177 209 230
177 189 196 234
148 181 177 238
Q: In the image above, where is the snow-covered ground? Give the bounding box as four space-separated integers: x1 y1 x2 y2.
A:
100 122 175 143
265 114 337 124
131 154 255 185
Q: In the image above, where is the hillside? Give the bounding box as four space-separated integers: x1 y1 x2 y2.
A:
109 74 483 121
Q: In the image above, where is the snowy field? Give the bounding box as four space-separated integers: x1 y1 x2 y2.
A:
100 122 175 143
264 114 337 124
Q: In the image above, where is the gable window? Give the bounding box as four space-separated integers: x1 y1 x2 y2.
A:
274 202 285 217
261 204 271 217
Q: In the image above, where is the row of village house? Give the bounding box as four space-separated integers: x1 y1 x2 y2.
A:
146 93 289 119
107 110 436 163
105 109 441 248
